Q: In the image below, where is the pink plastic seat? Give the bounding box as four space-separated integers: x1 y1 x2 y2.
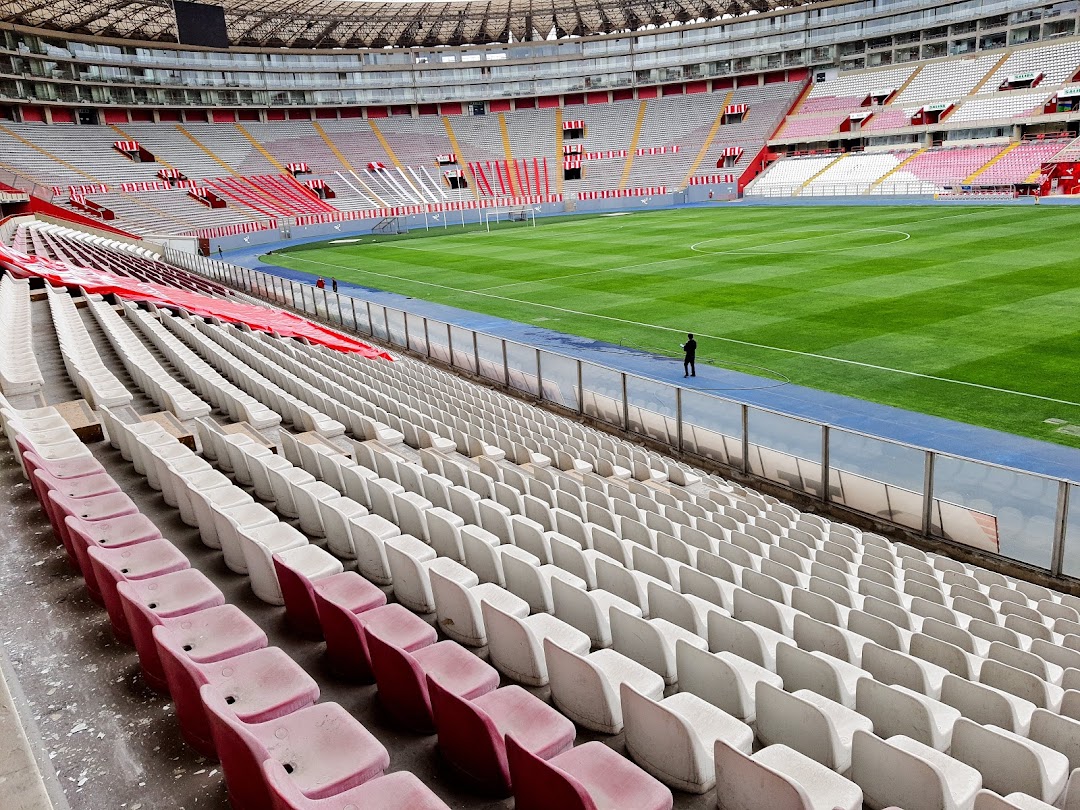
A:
202 686 390 810
263 762 451 810
50 490 138 572
273 551 344 639
20 447 105 482
87 539 190 642
155 628 319 757
428 678 575 794
32 468 120 531
65 513 164 587
341 603 436 681
506 735 673 810
365 628 499 732
117 569 226 691
312 572 387 676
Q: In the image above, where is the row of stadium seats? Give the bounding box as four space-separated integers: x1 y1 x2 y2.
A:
12 261 1080 810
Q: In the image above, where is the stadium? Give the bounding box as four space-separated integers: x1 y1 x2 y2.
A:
1 0 1080 806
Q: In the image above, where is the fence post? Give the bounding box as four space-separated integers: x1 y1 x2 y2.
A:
577 360 583 415
922 451 936 537
535 348 542 400
1051 481 1070 577
365 301 373 336
502 341 510 387
621 374 629 432
820 425 830 503
423 318 430 358
384 308 391 343
472 331 480 375
675 388 683 452
741 405 750 476
448 326 455 368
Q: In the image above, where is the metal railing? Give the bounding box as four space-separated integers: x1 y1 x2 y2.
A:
164 246 1080 581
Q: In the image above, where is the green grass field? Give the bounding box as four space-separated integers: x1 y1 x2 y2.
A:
264 205 1080 448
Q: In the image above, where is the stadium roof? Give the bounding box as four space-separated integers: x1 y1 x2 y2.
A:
2 0 825 49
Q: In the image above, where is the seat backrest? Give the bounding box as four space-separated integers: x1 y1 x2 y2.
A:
850 729 945 810
733 588 785 635
713 740 811 810
911 632 976 679
940 674 1031 732
430 568 482 643
755 681 838 768
595 558 647 613
951 718 1047 800
708 611 782 669
552 575 602 640
855 678 934 748
363 624 429 723
849 610 904 652
647 583 699 635
427 676 507 788
199 684 273 810
793 614 852 664
981 659 1053 710
1029 708 1080 772
620 682 708 782
775 643 844 706
677 642 750 719
505 734 593 810
610 607 664 674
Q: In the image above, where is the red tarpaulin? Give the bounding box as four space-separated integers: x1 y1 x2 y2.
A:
0 244 392 359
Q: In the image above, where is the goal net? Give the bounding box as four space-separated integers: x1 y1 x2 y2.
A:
483 207 536 232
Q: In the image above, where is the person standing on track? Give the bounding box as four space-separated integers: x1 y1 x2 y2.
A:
682 333 697 378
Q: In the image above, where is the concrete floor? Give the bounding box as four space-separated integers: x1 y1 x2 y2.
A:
0 295 722 809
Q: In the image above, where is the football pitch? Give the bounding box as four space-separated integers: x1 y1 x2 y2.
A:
264 205 1080 448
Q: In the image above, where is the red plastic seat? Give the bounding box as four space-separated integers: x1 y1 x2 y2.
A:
116 569 226 691
263 761 452 810
202 685 389 810
66 513 164 589
505 734 673 810
428 678 575 794
272 551 343 639
50 489 138 572
87 539 190 641
32 468 120 531
312 572 387 676
20 447 105 482
155 628 319 758
365 628 499 732
342 603 436 681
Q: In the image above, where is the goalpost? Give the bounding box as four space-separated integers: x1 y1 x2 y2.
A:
483 206 536 232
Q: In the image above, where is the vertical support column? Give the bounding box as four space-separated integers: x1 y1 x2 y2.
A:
741 404 750 476
922 451 936 537
473 331 480 374
365 301 373 336
820 425 830 503
621 374 629 432
535 348 542 400
383 308 390 344
576 360 584 415
676 388 683 452
351 298 358 332
423 317 430 358
1051 481 1070 577
502 341 510 387
448 327 455 369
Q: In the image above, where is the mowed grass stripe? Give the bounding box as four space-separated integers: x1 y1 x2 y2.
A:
270 206 1080 447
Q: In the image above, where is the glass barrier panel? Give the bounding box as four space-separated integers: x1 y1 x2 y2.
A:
828 430 925 531
581 362 624 428
626 376 678 445
1062 484 1080 579
680 389 743 468
450 326 476 373
369 303 389 341
476 333 505 383
747 409 823 497
405 312 428 355
353 299 372 335
427 320 451 364
299 284 318 316
539 351 579 410
385 309 408 347
505 341 539 396
931 456 1058 569
314 289 328 320
339 296 356 331
326 292 342 325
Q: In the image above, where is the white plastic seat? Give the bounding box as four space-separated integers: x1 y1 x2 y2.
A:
385 535 471 613
216 501 279 574
855 677 960 752
551 577 641 649
348 514 402 585
950 718 1069 805
425 508 468 560
755 682 872 774
609 607 707 685
940 674 1036 735
714 741 863 810
503 554 585 614
481 601 590 686
543 639 664 734
238 521 309 604
463 533 537 588
621 683 753 793
981 659 1064 712
794 614 869 666
972 791 1057 810
708 611 795 672
776 643 869 709
1028 708 1080 772
676 641 782 723
430 570 529 647
319 496 368 559
862 642 949 699
851 729 982 810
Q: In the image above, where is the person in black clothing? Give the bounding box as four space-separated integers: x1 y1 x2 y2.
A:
332 278 338 293
682 333 697 378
